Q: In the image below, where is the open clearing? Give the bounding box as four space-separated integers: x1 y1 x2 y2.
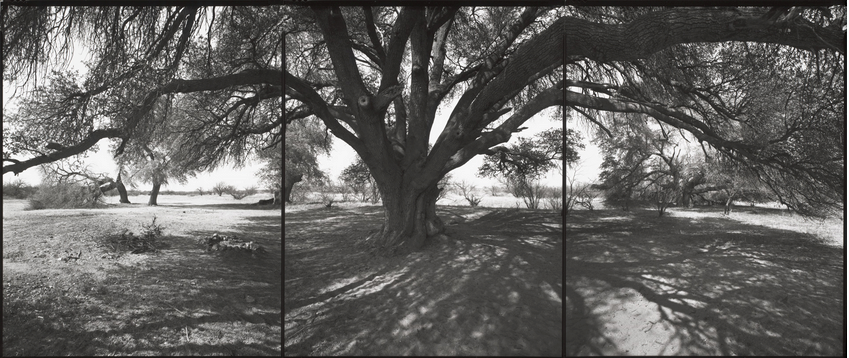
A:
2 195 282 356
566 206 844 356
284 202 563 356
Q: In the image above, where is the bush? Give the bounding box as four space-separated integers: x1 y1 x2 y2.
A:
3 179 37 199
28 182 104 209
212 182 231 196
456 180 483 207
99 216 165 254
545 187 563 212
226 186 255 200
507 179 546 209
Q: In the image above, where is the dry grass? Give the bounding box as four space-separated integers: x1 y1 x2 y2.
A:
3 196 282 356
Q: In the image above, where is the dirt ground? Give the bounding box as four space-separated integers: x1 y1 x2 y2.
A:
566 206 844 356
2 196 282 356
284 203 563 356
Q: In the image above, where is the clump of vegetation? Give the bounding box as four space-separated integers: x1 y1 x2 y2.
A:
545 187 563 212
27 182 104 209
100 216 166 254
212 182 233 196
226 186 257 200
455 180 483 207
2 179 38 199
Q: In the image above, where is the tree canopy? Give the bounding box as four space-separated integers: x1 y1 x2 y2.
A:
3 6 282 176
566 6 845 217
285 6 564 255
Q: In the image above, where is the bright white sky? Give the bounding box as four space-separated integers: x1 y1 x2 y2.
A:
317 97 563 189
566 114 603 184
2 18 267 193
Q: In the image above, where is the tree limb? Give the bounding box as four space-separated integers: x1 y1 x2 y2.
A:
566 8 845 62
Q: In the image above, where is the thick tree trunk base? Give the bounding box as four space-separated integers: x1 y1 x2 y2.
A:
362 215 446 257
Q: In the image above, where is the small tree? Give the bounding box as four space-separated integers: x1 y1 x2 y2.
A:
480 128 562 209
3 178 37 199
455 180 482 207
545 186 563 212
212 182 229 196
196 187 205 196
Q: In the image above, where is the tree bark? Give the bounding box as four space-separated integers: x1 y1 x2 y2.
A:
368 180 445 256
284 172 303 203
148 182 161 206
566 9 844 62
116 172 131 204
273 189 281 205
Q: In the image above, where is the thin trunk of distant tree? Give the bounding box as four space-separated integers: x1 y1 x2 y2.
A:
116 171 131 204
148 182 162 206
284 172 303 203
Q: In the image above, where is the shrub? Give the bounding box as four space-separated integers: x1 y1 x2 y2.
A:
2 179 37 199
545 187 563 212
226 186 256 200
99 216 165 254
456 180 483 207
28 182 104 209
212 182 231 196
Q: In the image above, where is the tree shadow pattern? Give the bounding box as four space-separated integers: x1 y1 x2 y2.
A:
284 206 562 356
566 209 844 356
3 215 281 356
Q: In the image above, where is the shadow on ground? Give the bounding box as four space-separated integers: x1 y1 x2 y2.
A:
3 215 282 356
565 209 844 356
284 205 563 356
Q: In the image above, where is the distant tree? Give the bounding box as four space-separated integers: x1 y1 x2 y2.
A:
339 157 379 203
565 128 584 167
479 128 562 208
212 182 230 197
256 142 283 205
285 117 330 203
455 180 482 207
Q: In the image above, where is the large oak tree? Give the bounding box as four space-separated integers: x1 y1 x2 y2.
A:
285 6 564 256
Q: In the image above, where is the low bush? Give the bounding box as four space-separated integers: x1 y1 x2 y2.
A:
99 216 165 254
2 179 38 199
28 182 104 209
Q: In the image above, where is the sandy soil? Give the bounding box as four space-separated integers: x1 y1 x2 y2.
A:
3 196 282 356
284 204 563 356
566 207 844 356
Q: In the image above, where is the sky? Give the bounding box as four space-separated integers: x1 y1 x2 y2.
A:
2 17 270 193
566 114 603 184
317 96 564 189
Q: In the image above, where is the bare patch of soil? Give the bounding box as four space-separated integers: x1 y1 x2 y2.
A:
2 198 282 356
284 205 563 356
566 208 844 356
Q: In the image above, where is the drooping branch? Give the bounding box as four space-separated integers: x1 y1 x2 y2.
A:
285 71 364 154
3 129 122 175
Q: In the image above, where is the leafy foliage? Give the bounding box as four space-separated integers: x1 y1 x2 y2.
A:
566 6 845 217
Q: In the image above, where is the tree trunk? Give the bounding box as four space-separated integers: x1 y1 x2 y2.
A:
148 182 161 206
273 188 281 205
116 172 131 204
284 172 303 203
368 182 445 256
